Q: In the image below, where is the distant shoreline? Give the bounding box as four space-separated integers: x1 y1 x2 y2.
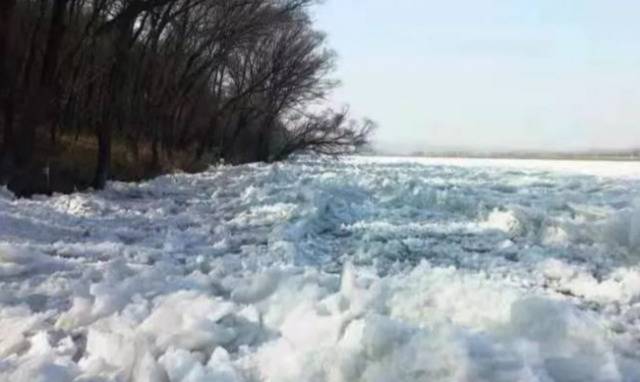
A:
367 151 640 162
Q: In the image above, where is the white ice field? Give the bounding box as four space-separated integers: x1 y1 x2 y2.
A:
1 156 640 381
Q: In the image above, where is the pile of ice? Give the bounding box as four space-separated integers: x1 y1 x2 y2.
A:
1 157 640 381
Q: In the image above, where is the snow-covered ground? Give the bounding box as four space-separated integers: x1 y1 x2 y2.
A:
2 156 640 381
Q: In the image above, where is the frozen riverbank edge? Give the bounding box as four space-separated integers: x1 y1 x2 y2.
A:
1 156 640 381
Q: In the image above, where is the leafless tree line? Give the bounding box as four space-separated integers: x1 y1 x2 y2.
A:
0 0 374 190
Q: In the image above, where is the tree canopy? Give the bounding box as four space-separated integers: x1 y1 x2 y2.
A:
0 0 374 195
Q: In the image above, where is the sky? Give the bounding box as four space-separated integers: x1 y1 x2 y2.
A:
313 0 640 153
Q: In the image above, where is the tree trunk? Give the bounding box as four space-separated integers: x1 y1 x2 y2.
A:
220 112 248 162
40 0 68 88
195 135 207 161
1 102 14 169
14 0 68 168
0 0 16 84
0 0 16 166
50 120 57 146
257 115 276 162
20 0 47 89
151 132 160 170
93 124 111 189
257 129 271 162
14 102 40 167
92 20 132 189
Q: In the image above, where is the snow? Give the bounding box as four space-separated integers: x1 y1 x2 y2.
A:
1 156 640 381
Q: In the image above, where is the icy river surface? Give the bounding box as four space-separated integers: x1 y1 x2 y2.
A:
2 156 640 381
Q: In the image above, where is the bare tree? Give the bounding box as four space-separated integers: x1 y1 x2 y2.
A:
274 110 376 160
1 0 374 195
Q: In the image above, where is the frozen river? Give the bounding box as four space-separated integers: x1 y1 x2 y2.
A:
1 156 640 381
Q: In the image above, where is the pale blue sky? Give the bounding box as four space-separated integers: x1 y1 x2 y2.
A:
313 0 640 152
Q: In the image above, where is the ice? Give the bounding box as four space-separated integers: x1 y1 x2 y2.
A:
231 270 282 304
602 203 640 251
141 291 237 353
0 244 64 277
159 347 243 382
1 156 640 381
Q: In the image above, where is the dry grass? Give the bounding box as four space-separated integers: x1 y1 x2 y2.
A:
3 131 209 196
